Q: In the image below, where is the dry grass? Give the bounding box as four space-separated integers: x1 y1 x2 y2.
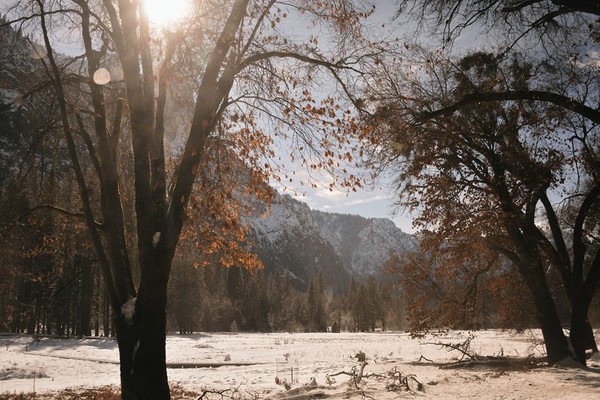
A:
0 384 199 400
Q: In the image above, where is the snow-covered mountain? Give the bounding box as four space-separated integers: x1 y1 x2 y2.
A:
313 210 418 278
246 193 418 292
246 194 350 292
0 22 37 86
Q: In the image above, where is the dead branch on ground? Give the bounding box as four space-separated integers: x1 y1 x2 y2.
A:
439 355 546 370
197 384 255 400
423 332 477 361
197 388 232 399
326 361 424 393
327 361 369 388
421 332 546 370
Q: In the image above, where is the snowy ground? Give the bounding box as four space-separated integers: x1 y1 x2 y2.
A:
1 330 599 399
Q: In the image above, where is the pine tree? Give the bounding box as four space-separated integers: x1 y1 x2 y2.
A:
304 274 327 332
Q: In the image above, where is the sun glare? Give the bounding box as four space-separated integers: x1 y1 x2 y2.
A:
143 0 190 27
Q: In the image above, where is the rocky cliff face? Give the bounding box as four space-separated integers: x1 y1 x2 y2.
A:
0 22 38 183
246 193 418 292
246 194 349 292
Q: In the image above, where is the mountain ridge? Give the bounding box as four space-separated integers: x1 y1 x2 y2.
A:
246 192 418 292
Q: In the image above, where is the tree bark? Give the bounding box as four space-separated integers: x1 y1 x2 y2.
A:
570 305 588 364
131 264 170 399
503 224 570 364
419 90 600 125
506 244 570 365
569 292 597 365
113 256 171 400
527 273 570 364
115 315 140 400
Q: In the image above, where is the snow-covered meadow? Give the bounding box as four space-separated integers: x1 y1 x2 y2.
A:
1 330 599 399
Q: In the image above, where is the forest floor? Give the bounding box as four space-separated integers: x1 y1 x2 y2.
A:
1 330 599 399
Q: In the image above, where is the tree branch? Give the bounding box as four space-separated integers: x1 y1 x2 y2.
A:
18 204 85 221
539 192 571 268
75 113 103 182
239 0 276 58
501 0 545 13
572 185 600 281
167 0 250 251
0 9 81 28
75 0 136 302
240 50 363 75
418 90 600 125
35 0 121 307
148 31 178 246
552 0 600 16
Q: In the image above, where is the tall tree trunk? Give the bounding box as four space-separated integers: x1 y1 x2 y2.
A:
116 256 171 400
78 257 95 336
103 292 111 336
502 208 571 364
562 186 600 365
531 283 569 364
569 292 597 365
116 315 140 400
131 286 169 399
570 305 589 364
522 258 570 364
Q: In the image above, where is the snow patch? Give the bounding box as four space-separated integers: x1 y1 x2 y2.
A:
152 231 161 247
2 331 600 399
132 339 140 364
121 297 137 325
0 89 20 110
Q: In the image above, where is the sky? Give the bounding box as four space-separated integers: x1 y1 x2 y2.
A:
269 0 418 233
291 186 417 236
278 172 416 233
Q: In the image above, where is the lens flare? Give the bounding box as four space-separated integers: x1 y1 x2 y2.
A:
143 0 190 27
93 68 111 85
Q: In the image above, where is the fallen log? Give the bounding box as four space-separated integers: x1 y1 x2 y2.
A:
439 356 546 370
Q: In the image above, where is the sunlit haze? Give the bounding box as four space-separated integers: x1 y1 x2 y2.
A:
143 0 190 26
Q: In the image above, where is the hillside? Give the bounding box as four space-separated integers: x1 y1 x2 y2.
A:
246 193 418 292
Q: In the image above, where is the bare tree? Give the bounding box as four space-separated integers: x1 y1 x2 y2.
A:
396 0 600 47
2 0 380 397
368 48 599 364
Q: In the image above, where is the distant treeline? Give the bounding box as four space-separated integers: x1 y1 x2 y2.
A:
0 228 404 336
